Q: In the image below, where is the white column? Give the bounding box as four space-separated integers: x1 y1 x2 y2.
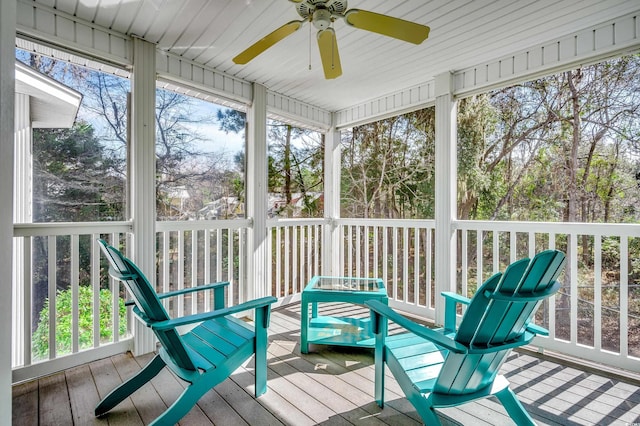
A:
131 37 157 355
12 93 31 367
322 122 341 276
434 72 457 326
246 83 268 301
0 0 16 421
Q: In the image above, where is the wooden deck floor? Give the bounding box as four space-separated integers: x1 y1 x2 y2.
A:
12 302 640 425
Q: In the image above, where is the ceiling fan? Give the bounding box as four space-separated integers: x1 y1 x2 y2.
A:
233 0 430 79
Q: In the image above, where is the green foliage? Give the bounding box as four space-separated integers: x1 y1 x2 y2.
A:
457 94 499 199
510 148 564 221
32 286 127 360
217 109 246 134
32 122 125 222
456 54 640 223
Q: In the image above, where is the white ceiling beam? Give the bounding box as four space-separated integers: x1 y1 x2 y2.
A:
454 12 640 97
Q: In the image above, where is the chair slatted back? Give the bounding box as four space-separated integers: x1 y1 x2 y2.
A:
98 239 197 371
456 250 564 347
435 249 565 395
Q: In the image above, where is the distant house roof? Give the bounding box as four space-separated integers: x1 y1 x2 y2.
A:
14 61 82 128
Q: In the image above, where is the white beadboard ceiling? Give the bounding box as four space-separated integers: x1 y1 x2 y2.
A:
27 0 640 113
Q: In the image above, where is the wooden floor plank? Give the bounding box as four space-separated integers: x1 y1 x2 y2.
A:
269 306 426 425
38 372 73 426
65 364 104 425
146 363 213 425
89 356 144 426
213 373 285 426
12 379 38 425
268 313 421 420
194 387 252 426
230 363 317 426
112 351 168 425
269 338 417 426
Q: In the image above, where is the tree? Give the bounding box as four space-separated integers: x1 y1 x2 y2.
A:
341 109 435 219
268 123 323 217
537 58 640 224
455 55 640 224
83 77 233 220
217 108 324 218
217 109 246 134
32 123 124 222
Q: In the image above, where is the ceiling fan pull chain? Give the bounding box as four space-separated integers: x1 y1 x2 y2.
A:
331 27 335 69
308 22 312 70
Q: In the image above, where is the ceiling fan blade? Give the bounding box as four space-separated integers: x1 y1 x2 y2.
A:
344 9 430 44
317 28 342 79
233 20 304 64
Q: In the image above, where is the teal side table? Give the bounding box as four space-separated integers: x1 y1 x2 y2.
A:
300 276 388 354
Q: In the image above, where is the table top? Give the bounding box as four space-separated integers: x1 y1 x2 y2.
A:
304 276 385 294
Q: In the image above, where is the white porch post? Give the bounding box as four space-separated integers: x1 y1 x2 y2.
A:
322 122 341 276
131 37 157 355
434 72 457 326
246 83 268 301
12 93 31 367
0 0 16 421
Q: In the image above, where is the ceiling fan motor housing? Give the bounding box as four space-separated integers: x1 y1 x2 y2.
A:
296 0 348 20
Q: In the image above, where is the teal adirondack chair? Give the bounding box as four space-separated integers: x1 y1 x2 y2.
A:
96 239 276 425
366 249 565 425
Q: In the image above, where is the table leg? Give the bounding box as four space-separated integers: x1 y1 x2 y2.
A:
300 295 309 354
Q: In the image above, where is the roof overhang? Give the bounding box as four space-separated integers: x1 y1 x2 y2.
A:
14 61 82 129
13 0 640 131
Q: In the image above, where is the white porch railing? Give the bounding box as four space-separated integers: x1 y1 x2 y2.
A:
155 219 250 315
265 218 437 319
336 219 436 318
455 220 640 373
12 221 133 383
12 218 640 383
267 218 325 302
268 218 640 373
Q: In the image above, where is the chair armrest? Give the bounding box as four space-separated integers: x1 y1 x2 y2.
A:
441 291 471 332
366 300 467 354
156 281 229 300
126 281 229 307
441 292 471 305
525 322 550 337
150 296 277 331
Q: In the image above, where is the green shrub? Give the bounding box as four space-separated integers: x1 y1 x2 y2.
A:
32 286 127 360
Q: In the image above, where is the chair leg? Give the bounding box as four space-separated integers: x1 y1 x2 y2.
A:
95 353 166 416
149 377 212 426
374 351 385 408
415 405 441 426
254 307 269 397
495 387 536 426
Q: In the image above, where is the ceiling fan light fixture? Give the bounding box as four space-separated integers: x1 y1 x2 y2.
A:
312 9 332 30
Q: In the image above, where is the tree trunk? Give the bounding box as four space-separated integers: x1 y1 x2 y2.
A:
566 69 581 223
284 124 292 217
